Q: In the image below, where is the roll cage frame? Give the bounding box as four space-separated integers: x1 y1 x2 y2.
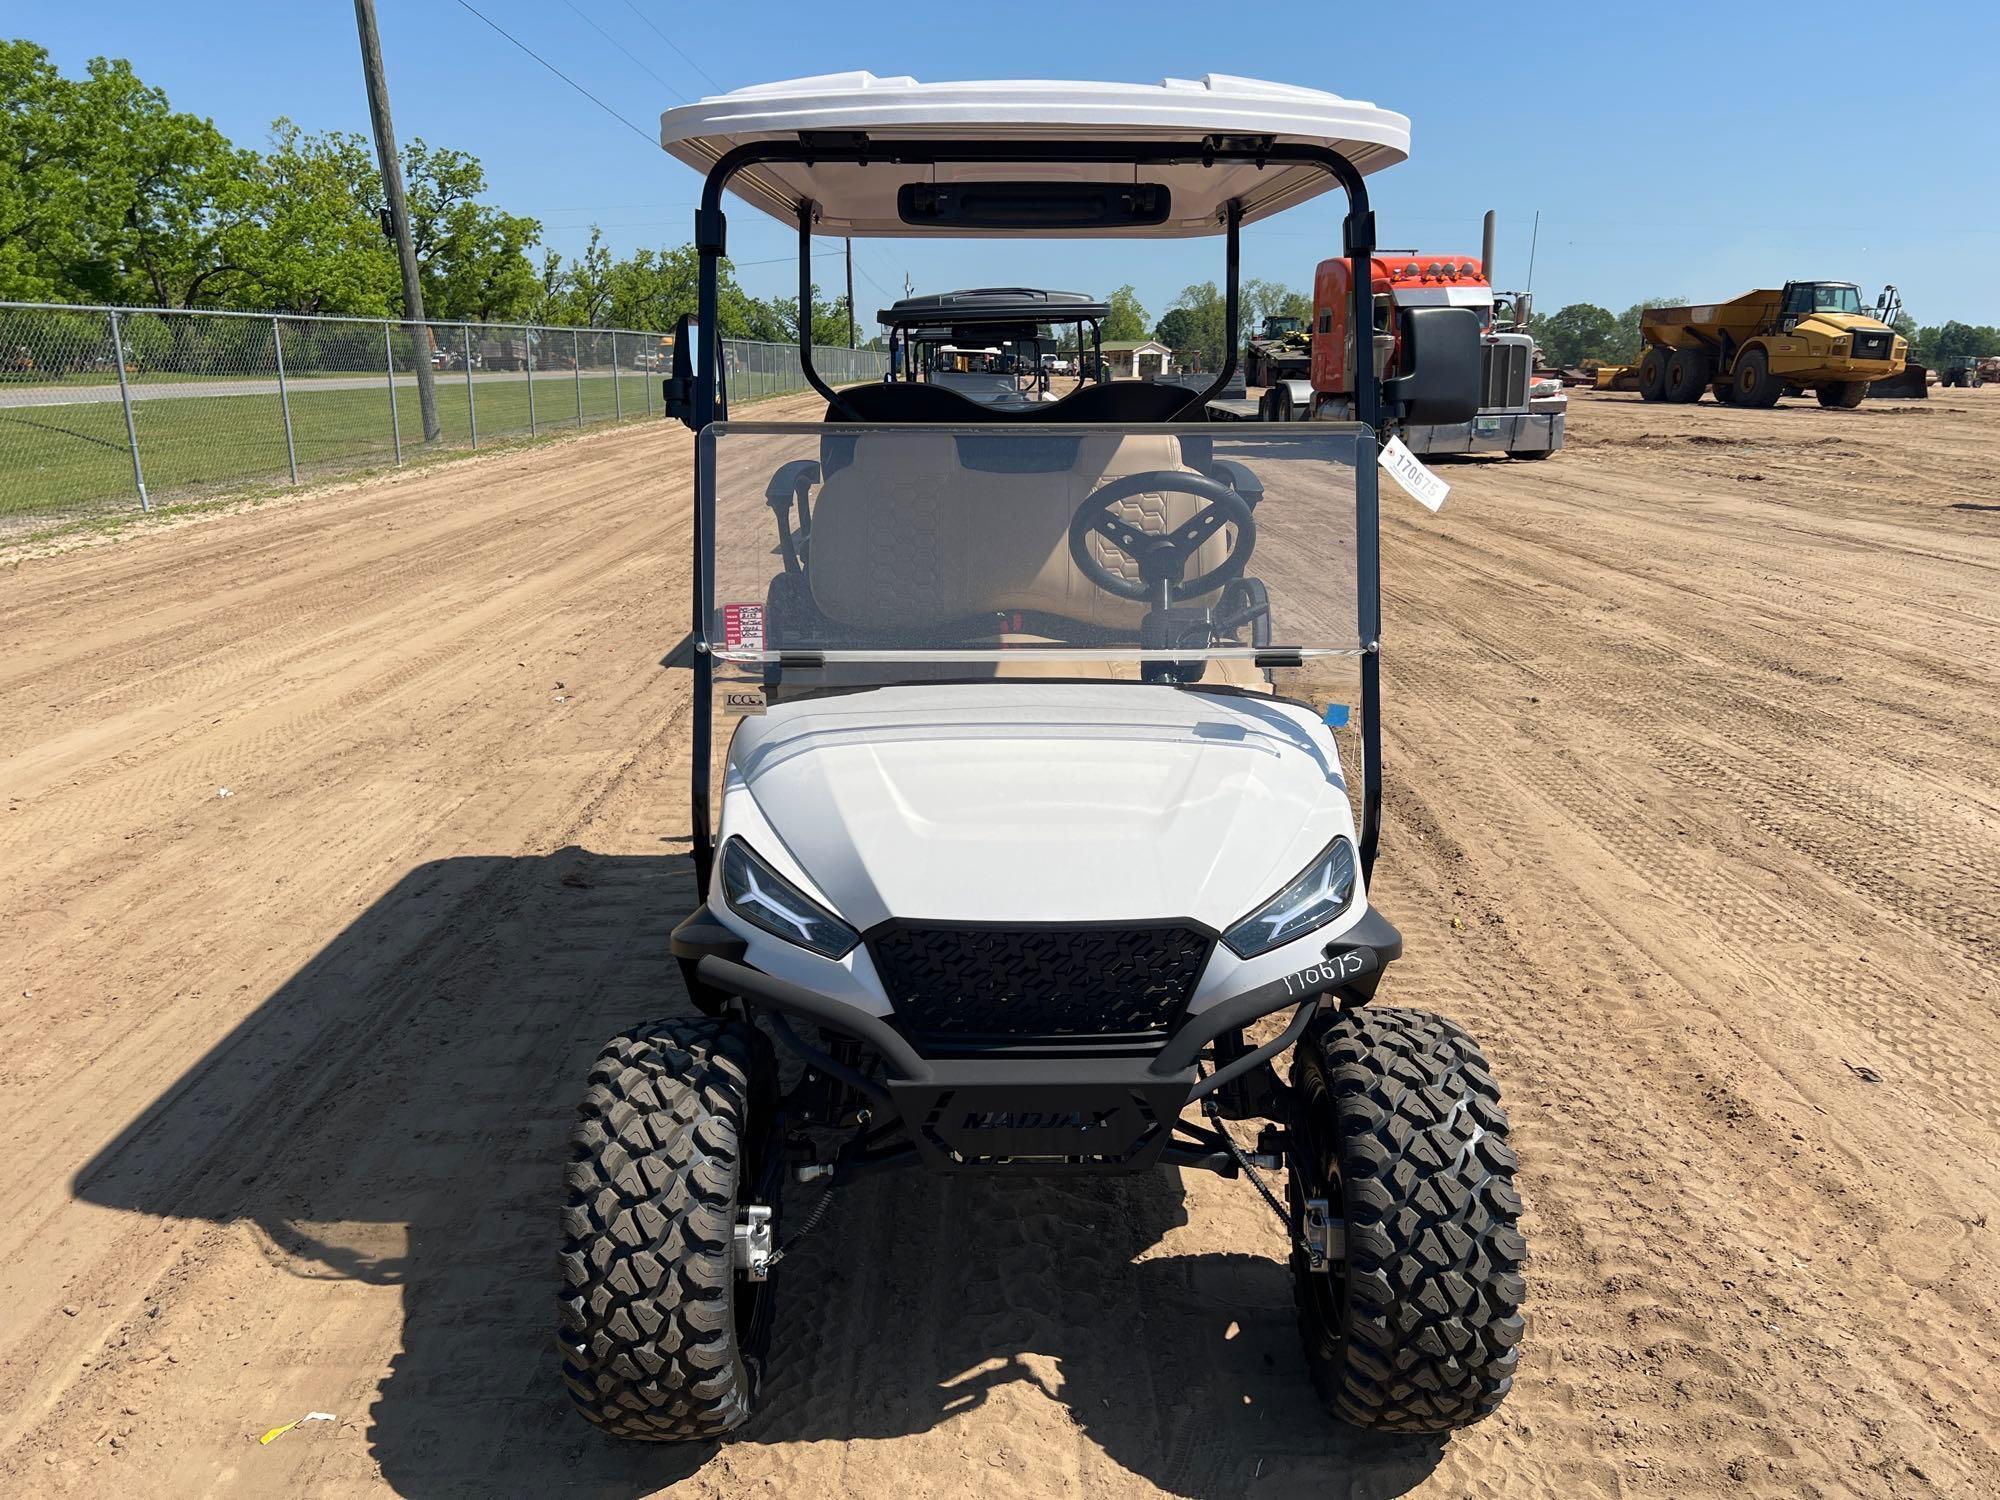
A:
881 294 1109 392
686 136 1385 892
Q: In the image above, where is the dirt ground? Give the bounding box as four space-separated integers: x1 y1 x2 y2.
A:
2 387 1996 1499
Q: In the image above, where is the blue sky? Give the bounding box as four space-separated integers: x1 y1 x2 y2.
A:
28 2 2000 329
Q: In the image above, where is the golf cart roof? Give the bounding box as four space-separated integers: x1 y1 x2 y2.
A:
879 287 1109 327
659 73 1409 237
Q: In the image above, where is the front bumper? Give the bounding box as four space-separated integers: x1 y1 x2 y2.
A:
1405 409 1564 457
672 904 1403 1171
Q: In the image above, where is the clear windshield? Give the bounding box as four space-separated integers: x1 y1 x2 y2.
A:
1809 284 1864 314
700 422 1369 670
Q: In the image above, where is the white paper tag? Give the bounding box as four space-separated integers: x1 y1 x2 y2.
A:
1378 435 1450 512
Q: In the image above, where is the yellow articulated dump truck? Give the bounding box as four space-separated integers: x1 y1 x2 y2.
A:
1634 281 1906 409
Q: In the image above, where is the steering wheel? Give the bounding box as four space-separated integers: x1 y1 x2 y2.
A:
1067 470 1256 603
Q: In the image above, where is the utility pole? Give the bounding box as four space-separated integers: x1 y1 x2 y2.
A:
355 0 441 442
845 238 856 348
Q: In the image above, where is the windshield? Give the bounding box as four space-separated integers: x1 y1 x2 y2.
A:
1806 284 1864 314
702 422 1369 672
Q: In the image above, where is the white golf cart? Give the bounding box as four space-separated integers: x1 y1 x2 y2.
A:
559 72 1523 1445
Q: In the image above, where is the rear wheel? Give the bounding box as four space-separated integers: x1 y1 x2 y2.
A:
1637 346 1670 402
558 1018 776 1441
1665 349 1711 402
1288 1007 1526 1433
1733 347 1781 408
1817 381 1868 409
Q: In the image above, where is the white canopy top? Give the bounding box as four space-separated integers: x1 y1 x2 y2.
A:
658 73 1409 238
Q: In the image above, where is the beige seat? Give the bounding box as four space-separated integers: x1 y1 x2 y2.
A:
805 433 1236 635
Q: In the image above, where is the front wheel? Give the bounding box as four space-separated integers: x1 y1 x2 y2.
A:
1733 347 1781 408
558 1018 776 1441
1817 381 1868 409
1288 1007 1526 1433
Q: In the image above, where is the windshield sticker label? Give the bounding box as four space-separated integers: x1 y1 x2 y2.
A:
722 686 767 716
1379 436 1450 512
721 602 765 651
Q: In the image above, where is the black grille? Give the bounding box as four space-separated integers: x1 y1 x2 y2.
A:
869 923 1212 1046
1850 330 1892 361
1480 338 1530 410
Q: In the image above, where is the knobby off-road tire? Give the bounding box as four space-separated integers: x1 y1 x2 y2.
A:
558 1018 775 1441
1289 1007 1526 1433
1817 380 1869 409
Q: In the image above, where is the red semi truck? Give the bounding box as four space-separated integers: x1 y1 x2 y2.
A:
1214 252 1565 459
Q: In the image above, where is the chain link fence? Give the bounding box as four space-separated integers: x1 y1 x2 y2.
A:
0 302 886 535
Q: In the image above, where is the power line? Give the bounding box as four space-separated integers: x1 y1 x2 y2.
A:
560 0 682 99
849 256 893 299
736 252 846 267
452 0 656 146
618 0 724 92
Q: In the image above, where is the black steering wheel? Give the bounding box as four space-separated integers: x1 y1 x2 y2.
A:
1067 470 1256 604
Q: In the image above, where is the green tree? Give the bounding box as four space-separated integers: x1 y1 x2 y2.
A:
0 45 244 305
95 60 264 308
1919 320 2000 364
0 41 92 301
1535 303 1621 367
1161 281 1227 369
1103 283 1149 342
1153 306 1200 361
19 53 266 309
237 122 396 315
399 139 541 321
1242 277 1311 329
765 284 852 346
1613 296 1684 360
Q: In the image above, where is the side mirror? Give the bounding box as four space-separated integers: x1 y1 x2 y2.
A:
1385 306 1480 426
661 313 696 430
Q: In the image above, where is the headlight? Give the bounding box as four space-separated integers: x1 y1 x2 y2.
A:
720 838 859 958
1222 838 1359 958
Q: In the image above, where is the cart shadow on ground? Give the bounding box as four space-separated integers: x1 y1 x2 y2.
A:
70 848 1444 1499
